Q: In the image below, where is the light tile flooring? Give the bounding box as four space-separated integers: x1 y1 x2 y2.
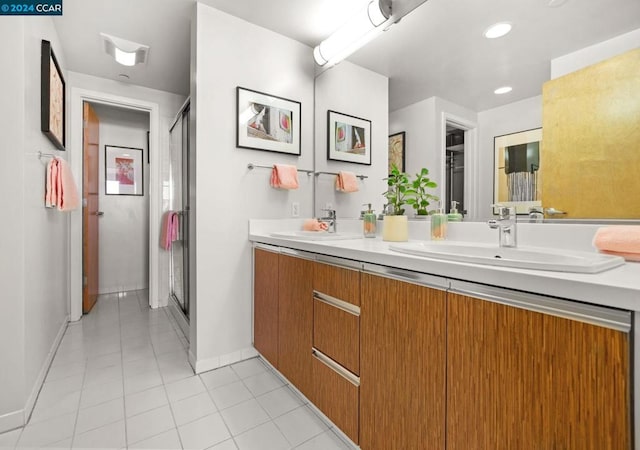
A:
0 290 354 450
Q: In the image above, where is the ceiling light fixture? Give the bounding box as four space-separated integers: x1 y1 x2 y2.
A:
483 22 512 39
313 0 394 68
101 32 149 67
494 86 513 94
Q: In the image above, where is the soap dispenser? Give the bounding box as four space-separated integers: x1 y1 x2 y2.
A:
362 203 377 238
448 201 463 222
431 202 448 240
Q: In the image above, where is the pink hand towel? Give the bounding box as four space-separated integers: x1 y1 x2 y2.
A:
335 171 359 193
593 226 640 261
45 158 57 208
55 157 80 211
270 164 299 190
303 219 328 232
160 211 176 250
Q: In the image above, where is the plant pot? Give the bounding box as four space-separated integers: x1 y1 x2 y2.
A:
382 215 409 242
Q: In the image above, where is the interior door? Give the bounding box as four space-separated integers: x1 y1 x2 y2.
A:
83 102 100 313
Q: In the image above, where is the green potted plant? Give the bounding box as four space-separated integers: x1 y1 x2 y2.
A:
382 164 413 241
406 167 439 217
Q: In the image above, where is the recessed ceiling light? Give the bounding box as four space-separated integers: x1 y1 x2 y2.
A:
494 86 513 95
484 23 512 39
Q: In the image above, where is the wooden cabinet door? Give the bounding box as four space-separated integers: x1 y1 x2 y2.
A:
447 292 631 450
360 273 446 450
253 248 279 368
278 254 314 398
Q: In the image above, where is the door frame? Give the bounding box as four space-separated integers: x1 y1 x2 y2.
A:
440 112 478 220
69 87 161 321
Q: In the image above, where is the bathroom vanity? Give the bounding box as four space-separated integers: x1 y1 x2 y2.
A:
250 220 638 450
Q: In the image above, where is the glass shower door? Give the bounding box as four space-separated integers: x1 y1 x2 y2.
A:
169 103 190 318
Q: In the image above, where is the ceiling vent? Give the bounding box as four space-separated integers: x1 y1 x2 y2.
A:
101 32 149 67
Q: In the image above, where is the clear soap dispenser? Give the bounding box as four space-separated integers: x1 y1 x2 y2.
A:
362 203 377 238
431 202 448 240
447 201 463 222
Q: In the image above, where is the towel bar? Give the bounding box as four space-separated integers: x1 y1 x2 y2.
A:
315 171 368 180
247 163 314 175
37 151 56 159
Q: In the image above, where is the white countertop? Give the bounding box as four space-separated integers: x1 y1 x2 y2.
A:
249 219 640 312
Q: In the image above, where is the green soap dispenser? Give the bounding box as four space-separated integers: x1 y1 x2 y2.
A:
448 201 463 222
362 203 377 238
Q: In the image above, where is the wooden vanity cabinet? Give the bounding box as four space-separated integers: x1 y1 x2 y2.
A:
446 292 632 450
278 253 314 399
255 246 632 450
253 248 279 368
360 272 447 450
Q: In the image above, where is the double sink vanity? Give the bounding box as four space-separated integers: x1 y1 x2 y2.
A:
250 219 639 449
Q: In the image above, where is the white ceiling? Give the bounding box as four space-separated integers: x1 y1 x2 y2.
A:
53 0 640 112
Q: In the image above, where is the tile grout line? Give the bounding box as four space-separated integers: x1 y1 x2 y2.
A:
119 291 130 449
147 291 186 450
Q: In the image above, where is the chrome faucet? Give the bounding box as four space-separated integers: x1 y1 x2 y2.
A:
488 204 517 247
319 209 337 233
528 206 544 223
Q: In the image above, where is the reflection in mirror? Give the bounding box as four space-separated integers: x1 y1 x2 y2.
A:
312 0 640 221
493 128 542 215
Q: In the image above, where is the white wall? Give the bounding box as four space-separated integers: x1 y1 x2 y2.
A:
389 96 477 214
0 16 70 432
551 28 640 78
94 105 150 294
314 61 389 218
0 17 27 433
476 96 542 220
67 71 186 306
191 3 315 371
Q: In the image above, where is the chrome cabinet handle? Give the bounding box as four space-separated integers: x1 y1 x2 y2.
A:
95 211 104 216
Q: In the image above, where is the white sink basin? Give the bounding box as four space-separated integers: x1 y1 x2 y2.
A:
270 231 362 241
389 241 625 273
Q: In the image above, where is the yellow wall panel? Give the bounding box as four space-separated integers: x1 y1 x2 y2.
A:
542 48 640 219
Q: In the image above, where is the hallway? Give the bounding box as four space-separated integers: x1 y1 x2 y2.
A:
0 292 352 449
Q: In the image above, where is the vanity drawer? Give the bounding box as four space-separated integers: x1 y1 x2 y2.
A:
313 293 360 375
314 262 360 307
312 349 359 445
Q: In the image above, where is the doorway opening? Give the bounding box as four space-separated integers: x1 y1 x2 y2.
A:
82 101 151 313
70 88 161 321
441 113 478 219
445 125 465 216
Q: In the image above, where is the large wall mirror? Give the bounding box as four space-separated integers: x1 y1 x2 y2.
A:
313 0 640 221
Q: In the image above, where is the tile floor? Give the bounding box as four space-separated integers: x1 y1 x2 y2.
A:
0 290 354 450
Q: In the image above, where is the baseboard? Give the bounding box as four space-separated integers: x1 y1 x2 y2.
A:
0 409 24 435
24 316 69 424
191 346 259 374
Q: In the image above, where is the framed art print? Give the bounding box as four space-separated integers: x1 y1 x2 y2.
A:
388 131 405 173
105 145 144 196
41 39 66 151
327 110 371 165
236 86 301 155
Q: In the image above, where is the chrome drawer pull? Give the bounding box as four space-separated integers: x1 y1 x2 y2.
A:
312 348 360 387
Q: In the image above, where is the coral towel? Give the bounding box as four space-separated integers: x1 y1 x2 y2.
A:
335 171 359 193
160 211 180 250
45 158 57 208
303 219 328 232
56 158 80 211
270 164 299 190
593 226 640 261
45 157 79 211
